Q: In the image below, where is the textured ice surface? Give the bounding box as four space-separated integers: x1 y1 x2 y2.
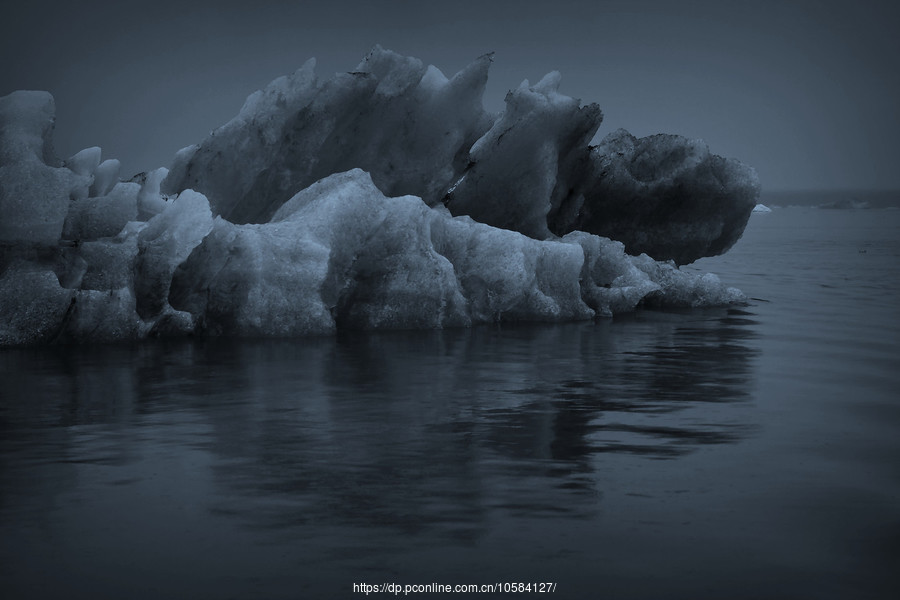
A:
552 129 761 265
133 189 214 320
163 48 493 224
0 49 754 345
445 71 603 240
61 182 139 240
0 91 88 245
167 170 740 337
163 46 758 263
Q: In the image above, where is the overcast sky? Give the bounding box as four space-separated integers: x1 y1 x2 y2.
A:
2 0 898 191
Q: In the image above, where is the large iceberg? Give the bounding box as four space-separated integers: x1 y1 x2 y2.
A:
0 48 755 346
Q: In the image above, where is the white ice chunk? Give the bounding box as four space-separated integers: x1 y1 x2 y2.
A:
136 167 170 220
65 146 102 177
134 189 214 319
89 158 120 197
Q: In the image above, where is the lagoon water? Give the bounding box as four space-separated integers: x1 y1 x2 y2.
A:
2 204 899 599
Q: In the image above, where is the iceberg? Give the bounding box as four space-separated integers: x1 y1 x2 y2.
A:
819 198 871 209
1 48 754 346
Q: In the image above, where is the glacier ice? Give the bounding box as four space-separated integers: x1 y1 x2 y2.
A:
1 48 756 346
444 70 603 240
163 49 493 224
163 47 759 266
62 182 139 240
551 129 760 266
0 91 89 246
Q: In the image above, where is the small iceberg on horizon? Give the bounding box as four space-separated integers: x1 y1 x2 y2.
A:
752 204 772 213
819 198 871 210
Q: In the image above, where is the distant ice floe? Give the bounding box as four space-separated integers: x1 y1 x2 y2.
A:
818 198 871 209
752 204 772 213
0 47 756 345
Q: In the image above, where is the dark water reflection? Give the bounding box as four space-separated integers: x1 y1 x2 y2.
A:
0 309 759 597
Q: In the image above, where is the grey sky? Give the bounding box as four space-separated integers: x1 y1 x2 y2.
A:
2 0 898 191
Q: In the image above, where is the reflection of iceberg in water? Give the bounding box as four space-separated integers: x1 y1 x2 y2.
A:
0 308 759 590
62 314 759 515
476 309 758 466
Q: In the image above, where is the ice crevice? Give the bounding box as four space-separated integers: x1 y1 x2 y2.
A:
0 46 756 345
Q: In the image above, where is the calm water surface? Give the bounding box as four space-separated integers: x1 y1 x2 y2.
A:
2 207 899 599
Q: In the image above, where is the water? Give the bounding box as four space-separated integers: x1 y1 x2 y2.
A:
1 206 899 599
